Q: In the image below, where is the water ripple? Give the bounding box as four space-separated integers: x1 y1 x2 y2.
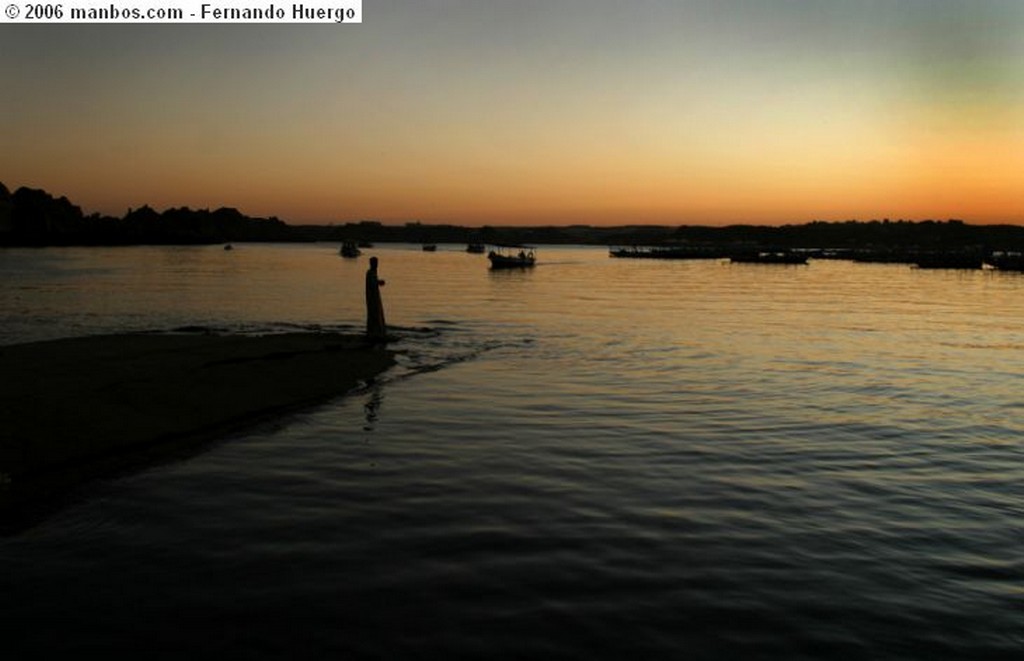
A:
3 247 1023 658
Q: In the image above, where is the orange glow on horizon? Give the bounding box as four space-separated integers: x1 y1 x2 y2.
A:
3 4 1024 228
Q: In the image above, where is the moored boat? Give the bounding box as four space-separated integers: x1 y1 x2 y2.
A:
488 245 536 269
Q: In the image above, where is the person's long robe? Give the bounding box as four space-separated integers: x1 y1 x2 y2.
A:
365 267 387 341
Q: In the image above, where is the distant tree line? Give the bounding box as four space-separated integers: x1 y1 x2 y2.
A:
4 182 1024 251
668 219 1024 252
306 217 1024 254
293 220 599 246
0 183 296 246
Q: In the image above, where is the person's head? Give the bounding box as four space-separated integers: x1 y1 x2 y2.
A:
370 256 378 269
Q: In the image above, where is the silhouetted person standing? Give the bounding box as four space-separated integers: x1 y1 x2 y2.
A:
365 256 387 342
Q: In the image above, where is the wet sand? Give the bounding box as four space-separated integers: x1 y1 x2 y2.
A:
0 332 394 521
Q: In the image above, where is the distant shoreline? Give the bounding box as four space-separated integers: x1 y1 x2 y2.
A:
0 331 395 528
5 181 1024 252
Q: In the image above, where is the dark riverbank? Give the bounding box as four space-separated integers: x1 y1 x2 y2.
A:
0 332 395 528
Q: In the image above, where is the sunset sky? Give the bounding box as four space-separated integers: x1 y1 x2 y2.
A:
2 1 1023 226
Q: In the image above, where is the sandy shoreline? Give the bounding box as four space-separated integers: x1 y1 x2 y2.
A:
0 331 395 521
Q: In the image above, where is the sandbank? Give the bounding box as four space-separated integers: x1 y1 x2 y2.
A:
0 331 394 521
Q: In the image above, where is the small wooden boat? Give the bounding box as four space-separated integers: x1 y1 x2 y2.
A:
488 245 536 269
340 241 361 258
466 243 486 254
422 244 437 252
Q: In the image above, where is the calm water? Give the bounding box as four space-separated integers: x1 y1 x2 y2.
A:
1 244 1021 659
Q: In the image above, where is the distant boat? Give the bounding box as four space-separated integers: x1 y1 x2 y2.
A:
357 240 374 248
466 243 486 254
610 246 651 258
422 244 438 252
488 245 536 269
340 241 361 258
223 244 233 251
730 251 808 265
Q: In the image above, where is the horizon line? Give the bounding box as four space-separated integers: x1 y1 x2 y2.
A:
2 180 1015 230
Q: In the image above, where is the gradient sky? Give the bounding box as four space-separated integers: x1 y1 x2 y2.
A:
2 0 1023 226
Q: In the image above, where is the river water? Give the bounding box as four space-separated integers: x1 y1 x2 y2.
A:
1 244 1021 659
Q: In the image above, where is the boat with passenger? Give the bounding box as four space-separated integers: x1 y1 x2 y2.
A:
340 241 361 258
488 245 536 269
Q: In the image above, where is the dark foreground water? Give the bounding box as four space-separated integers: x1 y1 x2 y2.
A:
1 244 1021 659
